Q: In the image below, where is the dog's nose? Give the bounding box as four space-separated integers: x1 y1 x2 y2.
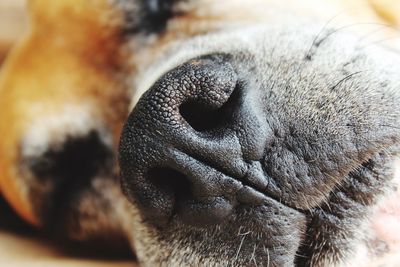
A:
120 55 271 227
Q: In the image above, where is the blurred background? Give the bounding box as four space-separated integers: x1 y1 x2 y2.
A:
0 0 27 65
0 3 133 267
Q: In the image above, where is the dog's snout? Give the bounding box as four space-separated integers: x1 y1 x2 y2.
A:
120 55 271 227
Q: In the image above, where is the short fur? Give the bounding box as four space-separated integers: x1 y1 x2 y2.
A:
0 0 399 266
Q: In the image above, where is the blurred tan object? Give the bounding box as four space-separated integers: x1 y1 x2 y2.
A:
0 230 133 267
369 0 400 26
0 0 132 266
0 197 135 266
0 0 129 227
0 0 27 63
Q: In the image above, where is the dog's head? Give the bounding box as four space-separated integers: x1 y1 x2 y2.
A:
0 0 131 242
118 1 400 266
1 0 400 266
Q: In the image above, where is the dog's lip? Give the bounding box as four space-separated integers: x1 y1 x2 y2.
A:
171 149 305 213
171 146 392 215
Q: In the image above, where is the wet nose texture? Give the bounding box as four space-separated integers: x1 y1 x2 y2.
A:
120 55 271 227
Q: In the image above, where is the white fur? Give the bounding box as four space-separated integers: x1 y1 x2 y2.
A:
21 104 112 158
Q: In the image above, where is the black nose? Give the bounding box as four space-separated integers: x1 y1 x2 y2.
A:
119 55 270 227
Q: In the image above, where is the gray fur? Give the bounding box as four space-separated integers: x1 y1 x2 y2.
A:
121 12 400 267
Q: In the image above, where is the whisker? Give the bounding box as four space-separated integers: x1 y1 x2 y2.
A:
250 244 258 267
234 234 247 261
357 24 400 46
376 124 400 130
330 71 364 91
238 230 252 236
265 246 270 267
306 22 394 61
304 11 349 60
359 35 400 50
345 123 400 131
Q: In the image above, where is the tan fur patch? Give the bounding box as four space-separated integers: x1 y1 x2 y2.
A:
0 0 129 226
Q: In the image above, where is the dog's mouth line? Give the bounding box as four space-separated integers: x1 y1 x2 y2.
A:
173 144 397 218
172 149 309 215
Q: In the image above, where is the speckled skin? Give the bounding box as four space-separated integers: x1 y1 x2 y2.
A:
118 1 400 266
120 21 400 266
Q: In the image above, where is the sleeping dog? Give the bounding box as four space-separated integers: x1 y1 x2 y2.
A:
0 0 399 266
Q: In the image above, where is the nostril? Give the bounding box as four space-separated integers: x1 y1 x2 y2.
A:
145 166 235 227
179 101 226 132
179 85 242 132
147 167 192 205
130 54 238 132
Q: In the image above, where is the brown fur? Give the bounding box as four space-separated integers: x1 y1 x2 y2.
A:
0 0 399 266
0 0 129 226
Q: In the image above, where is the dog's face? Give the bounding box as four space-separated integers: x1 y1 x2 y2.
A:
118 1 400 266
1 0 400 266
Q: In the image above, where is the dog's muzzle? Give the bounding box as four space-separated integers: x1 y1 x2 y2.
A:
119 55 274 227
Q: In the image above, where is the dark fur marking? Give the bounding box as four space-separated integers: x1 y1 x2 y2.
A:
23 131 114 224
28 131 112 183
119 0 180 34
